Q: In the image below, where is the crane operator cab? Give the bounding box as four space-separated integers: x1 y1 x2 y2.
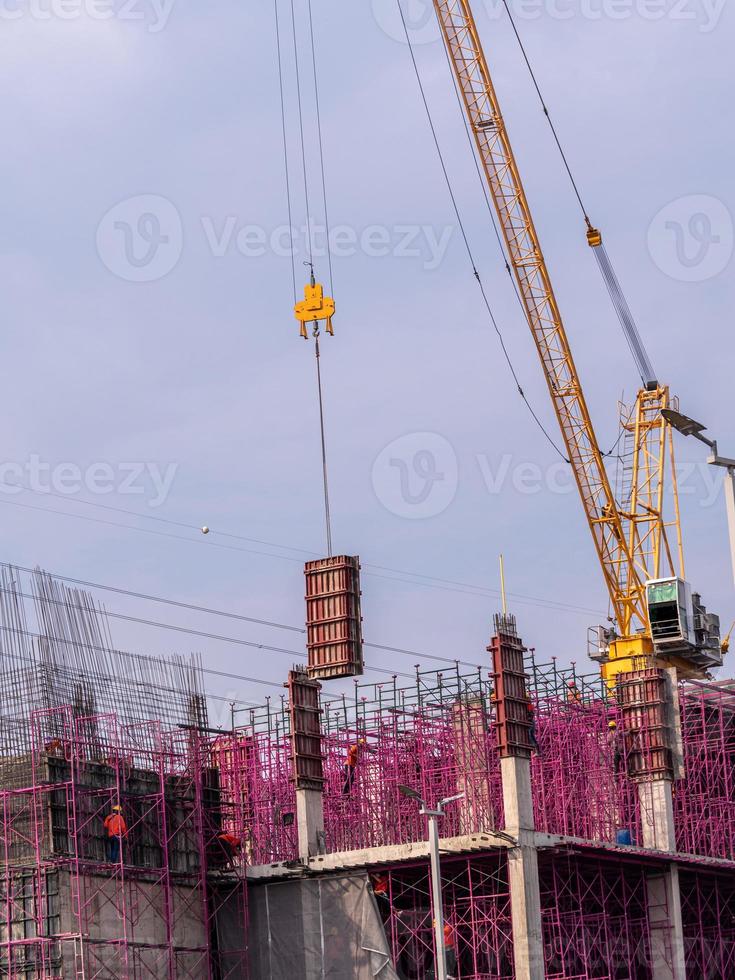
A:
646 577 723 670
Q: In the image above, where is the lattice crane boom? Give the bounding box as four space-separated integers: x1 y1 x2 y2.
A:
431 0 646 638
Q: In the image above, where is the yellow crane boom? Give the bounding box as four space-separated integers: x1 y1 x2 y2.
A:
428 1 727 680
432 1 647 640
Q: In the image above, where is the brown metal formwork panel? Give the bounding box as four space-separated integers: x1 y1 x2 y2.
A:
488 614 533 759
305 555 364 680
286 668 324 790
617 669 674 781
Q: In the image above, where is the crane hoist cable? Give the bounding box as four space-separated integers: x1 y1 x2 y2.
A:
396 0 569 464
295 263 335 557
306 0 334 296
274 0 336 555
273 0 297 303
498 0 658 390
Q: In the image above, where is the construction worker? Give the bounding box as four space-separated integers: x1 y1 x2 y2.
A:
44 738 65 757
217 831 242 869
444 919 457 979
608 719 624 774
103 804 128 864
432 919 457 980
342 738 368 795
526 688 540 754
566 680 582 705
372 872 390 918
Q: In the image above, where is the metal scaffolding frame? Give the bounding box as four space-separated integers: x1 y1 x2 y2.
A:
373 855 514 979
3 566 735 977
540 853 655 979
674 681 735 860
0 568 248 979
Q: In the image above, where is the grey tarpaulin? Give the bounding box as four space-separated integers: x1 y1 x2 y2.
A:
248 873 399 979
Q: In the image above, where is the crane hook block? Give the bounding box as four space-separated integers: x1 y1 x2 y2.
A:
294 281 335 339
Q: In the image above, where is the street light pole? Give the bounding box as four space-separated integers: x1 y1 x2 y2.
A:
399 786 463 980
709 452 735 588
662 409 735 588
425 803 448 980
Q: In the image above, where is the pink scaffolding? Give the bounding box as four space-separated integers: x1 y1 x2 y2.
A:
527 658 642 845
680 867 735 976
674 681 735 860
231 665 505 859
232 656 735 867
4 565 735 978
0 707 249 979
363 848 719 979
373 854 514 979
0 566 252 978
540 852 656 979
320 667 505 853
215 699 299 866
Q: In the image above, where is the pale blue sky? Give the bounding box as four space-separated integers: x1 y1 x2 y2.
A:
0 0 733 722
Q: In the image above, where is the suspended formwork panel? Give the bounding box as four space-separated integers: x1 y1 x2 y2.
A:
305 555 364 679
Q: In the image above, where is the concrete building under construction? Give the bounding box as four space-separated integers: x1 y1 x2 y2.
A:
2 0 732 977
1 562 734 978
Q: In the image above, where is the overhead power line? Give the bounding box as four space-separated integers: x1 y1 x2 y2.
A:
0 582 450 677
0 488 607 618
395 0 569 464
497 0 657 389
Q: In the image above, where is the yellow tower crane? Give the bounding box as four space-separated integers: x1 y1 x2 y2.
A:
428 0 723 683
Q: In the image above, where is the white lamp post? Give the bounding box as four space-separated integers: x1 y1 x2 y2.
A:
662 409 735 588
398 785 464 980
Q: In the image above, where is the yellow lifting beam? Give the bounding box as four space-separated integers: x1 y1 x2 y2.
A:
294 271 335 340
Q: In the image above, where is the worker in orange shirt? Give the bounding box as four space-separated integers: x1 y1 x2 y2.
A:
444 919 457 979
566 680 582 705
342 738 369 795
103 804 128 864
217 831 242 869
44 738 65 757
433 918 458 979
371 872 390 918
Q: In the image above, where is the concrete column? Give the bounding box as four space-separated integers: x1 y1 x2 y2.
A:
501 756 544 980
646 863 686 980
296 787 325 862
506 843 544 980
501 756 534 834
637 779 685 979
638 779 676 852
